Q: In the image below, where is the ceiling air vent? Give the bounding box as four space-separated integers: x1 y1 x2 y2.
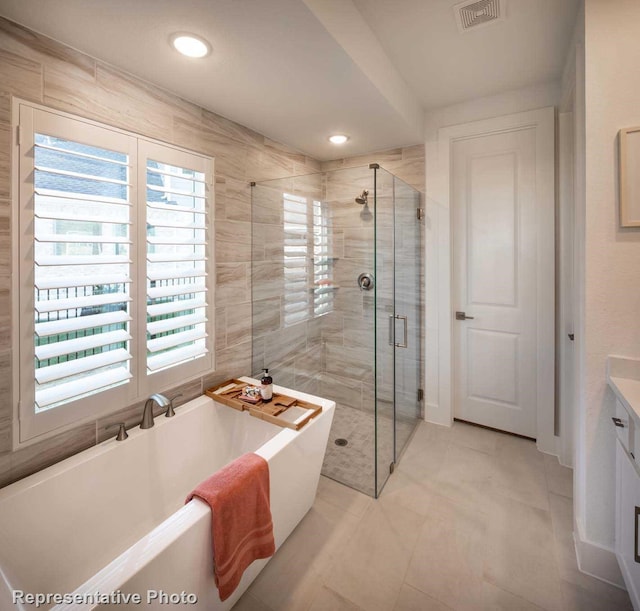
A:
454 0 504 33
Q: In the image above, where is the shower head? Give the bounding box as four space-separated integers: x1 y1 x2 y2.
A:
355 189 369 205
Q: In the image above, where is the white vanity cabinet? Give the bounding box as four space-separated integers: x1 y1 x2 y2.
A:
607 357 640 610
616 436 640 608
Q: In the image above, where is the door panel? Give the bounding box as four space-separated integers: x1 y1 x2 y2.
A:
453 128 538 437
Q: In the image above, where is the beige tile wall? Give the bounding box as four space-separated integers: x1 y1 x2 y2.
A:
249 145 425 424
320 144 425 193
0 17 320 488
319 146 425 416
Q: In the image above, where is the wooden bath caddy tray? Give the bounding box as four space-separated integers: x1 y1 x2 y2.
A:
205 378 322 430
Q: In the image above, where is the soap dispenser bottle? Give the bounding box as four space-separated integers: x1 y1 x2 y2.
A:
260 368 273 402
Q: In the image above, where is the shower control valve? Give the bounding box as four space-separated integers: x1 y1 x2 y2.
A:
357 273 375 291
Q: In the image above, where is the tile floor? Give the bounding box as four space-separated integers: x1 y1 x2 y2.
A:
233 420 633 611
321 404 417 496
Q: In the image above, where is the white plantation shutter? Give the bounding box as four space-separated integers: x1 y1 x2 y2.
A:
32 130 133 411
17 104 214 443
140 142 213 381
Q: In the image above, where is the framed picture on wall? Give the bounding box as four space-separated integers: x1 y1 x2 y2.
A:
619 126 640 227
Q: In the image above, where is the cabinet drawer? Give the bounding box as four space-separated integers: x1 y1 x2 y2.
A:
614 399 633 454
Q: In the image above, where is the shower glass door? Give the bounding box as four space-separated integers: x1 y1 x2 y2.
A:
374 168 422 497
393 176 422 459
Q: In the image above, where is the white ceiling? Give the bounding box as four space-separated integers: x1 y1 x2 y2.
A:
0 0 579 160
352 0 581 110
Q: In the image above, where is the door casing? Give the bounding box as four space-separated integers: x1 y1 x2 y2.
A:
430 107 556 454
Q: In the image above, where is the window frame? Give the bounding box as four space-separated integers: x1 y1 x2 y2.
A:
12 100 215 447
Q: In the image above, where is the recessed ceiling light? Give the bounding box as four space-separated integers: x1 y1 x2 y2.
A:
170 33 211 58
329 134 349 145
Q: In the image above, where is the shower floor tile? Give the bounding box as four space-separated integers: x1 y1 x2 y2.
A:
321 404 417 497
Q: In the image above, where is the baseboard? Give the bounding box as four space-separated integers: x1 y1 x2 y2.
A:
424 402 452 427
574 521 626 589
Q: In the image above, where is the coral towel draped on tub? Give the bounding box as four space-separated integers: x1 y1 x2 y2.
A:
185 452 275 601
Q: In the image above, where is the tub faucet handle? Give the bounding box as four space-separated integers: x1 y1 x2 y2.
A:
166 393 183 418
106 422 128 441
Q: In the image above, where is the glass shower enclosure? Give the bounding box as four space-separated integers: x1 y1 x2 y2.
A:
251 164 423 497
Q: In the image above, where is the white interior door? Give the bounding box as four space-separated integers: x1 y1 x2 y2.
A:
452 124 544 438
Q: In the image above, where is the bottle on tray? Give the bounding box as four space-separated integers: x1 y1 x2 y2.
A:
260 369 273 402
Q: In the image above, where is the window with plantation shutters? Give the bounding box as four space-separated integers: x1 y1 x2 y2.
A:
16 104 214 443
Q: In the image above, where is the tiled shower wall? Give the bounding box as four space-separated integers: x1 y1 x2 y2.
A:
320 147 425 417
251 145 425 420
0 17 321 488
251 173 325 395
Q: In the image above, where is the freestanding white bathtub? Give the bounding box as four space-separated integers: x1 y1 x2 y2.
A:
0 381 334 610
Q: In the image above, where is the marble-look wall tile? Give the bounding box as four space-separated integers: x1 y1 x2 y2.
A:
253 297 281 337
226 302 252 347
205 340 253 389
264 323 307 368
322 145 425 195
251 261 284 301
174 115 248 180
0 16 320 487
325 344 373 382
216 306 227 349
401 144 425 159
0 115 11 201
215 220 251 263
0 288 9 352
263 137 307 166
45 63 175 144
318 372 363 411
267 359 296 390
224 178 251 222
334 258 369 288
0 48 43 101
295 347 323 389
0 17 95 82
262 224 285 261
252 337 265 378
216 262 250 303
201 108 264 150
339 148 403 168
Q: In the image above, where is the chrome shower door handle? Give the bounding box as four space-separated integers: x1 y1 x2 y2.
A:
395 315 408 348
389 315 394 346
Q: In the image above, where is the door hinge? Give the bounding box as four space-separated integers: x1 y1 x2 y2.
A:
417 388 424 402
417 208 424 221
16 125 22 146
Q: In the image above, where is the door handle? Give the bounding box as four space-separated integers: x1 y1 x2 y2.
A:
388 315 394 346
395 315 408 348
455 311 474 320
635 506 640 563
